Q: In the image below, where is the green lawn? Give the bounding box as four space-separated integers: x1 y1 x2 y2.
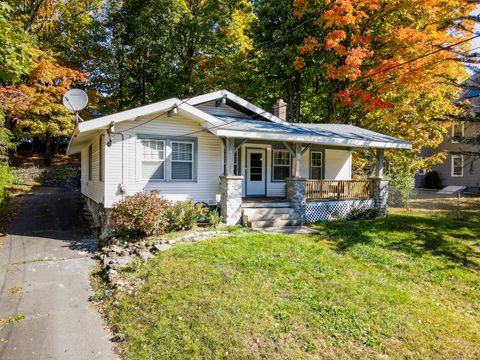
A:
97 209 480 359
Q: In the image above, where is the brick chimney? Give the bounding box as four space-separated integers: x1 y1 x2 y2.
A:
273 99 287 121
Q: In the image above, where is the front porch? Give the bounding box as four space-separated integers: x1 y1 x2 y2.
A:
218 125 397 227
220 154 387 227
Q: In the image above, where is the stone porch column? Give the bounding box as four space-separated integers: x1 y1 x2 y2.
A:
374 148 388 215
373 178 389 215
219 175 243 225
286 177 306 220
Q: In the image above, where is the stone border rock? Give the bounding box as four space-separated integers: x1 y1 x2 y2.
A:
99 231 230 292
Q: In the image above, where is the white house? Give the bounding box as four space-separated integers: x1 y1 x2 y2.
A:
67 90 411 231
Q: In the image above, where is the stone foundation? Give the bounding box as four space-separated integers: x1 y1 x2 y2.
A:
83 196 113 239
219 175 243 225
286 177 306 220
373 177 389 215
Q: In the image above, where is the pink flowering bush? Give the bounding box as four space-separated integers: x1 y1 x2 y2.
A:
111 191 170 241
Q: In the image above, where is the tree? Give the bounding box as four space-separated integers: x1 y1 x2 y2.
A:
288 0 477 176
12 50 88 160
102 0 255 110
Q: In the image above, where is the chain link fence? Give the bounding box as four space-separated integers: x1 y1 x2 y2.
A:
388 186 480 216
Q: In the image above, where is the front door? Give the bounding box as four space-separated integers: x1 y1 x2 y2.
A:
246 148 266 197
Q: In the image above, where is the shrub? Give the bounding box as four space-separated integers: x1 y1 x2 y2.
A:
0 164 15 203
111 191 170 241
388 172 415 207
346 207 382 220
207 209 222 228
423 171 442 189
165 200 208 232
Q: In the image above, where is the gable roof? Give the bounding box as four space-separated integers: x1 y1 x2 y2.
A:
67 89 411 154
186 89 287 124
66 97 225 154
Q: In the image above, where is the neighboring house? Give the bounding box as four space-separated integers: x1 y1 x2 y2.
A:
67 90 411 231
416 85 480 193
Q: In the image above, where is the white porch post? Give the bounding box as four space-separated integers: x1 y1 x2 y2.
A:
225 137 235 176
220 137 243 225
375 148 384 178
286 142 306 220
374 148 388 215
294 143 302 178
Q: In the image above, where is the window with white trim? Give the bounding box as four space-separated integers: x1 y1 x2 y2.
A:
88 144 93 180
272 150 291 181
141 139 165 180
233 150 240 176
99 136 104 181
452 123 464 142
311 151 323 179
171 141 194 180
451 155 463 177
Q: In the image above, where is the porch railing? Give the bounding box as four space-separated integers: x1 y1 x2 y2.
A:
305 179 374 200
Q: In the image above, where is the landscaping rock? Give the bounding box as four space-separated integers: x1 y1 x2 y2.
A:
110 255 134 270
139 251 154 261
102 256 114 267
153 243 172 252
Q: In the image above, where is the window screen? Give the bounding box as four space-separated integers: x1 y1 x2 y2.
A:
272 150 291 181
452 155 463 177
142 140 165 180
452 123 463 142
311 151 323 179
171 142 193 180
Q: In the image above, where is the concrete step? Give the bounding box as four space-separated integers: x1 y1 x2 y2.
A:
245 213 299 222
251 219 303 229
242 207 296 216
242 201 291 208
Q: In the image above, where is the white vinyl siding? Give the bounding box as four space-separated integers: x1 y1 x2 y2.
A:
80 134 105 204
141 140 165 180
324 149 352 180
272 150 291 181
104 115 223 207
171 141 194 180
451 155 463 177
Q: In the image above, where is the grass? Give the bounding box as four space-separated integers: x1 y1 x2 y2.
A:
95 208 480 359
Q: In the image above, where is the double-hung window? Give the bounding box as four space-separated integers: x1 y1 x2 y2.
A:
99 136 104 181
272 150 291 181
88 144 93 180
233 150 240 176
451 155 463 177
452 123 464 143
142 139 165 180
310 151 323 179
171 141 194 180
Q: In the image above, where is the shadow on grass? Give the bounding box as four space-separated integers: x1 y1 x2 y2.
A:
309 212 480 270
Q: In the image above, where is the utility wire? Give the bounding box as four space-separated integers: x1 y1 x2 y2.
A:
351 34 480 83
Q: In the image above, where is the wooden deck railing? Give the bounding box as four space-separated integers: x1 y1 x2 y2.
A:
305 179 374 200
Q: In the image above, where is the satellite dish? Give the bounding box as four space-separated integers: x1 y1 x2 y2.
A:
63 89 88 112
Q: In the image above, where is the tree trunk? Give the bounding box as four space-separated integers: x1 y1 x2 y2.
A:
44 134 52 166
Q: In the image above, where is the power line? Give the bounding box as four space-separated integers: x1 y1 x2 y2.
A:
352 34 480 83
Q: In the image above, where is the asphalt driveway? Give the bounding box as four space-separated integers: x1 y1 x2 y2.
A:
0 187 116 360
